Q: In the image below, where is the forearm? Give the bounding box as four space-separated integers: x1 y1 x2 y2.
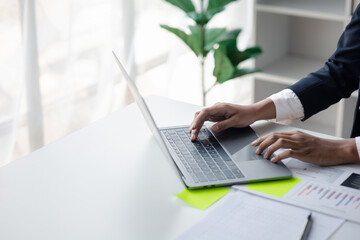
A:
252 98 277 121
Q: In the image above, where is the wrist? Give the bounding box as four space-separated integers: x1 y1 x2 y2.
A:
252 98 276 121
334 138 360 164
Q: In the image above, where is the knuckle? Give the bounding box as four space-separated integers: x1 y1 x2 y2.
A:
202 108 210 115
215 102 226 108
270 133 277 140
259 143 266 151
294 130 303 137
222 103 230 108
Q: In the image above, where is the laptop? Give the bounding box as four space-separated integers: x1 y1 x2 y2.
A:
112 51 292 189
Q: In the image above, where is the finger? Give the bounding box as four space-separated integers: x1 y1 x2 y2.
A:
190 106 226 139
263 138 294 159
211 117 237 133
251 134 269 146
208 115 226 122
255 132 292 155
189 110 207 141
190 128 199 142
189 111 201 131
254 133 279 155
190 108 214 131
270 150 294 163
252 131 293 146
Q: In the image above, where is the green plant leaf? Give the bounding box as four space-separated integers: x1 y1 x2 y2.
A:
188 12 209 25
213 45 235 83
204 28 227 53
216 29 262 66
160 24 201 56
187 25 202 56
216 29 241 45
188 26 226 57
164 0 207 24
165 0 195 13
229 46 263 66
215 68 261 85
206 0 238 21
232 68 261 78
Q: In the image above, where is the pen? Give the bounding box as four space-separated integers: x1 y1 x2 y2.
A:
299 213 312 240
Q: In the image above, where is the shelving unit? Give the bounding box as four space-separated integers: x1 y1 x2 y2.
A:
252 0 357 137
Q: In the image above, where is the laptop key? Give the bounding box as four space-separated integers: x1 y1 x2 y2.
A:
219 164 229 170
212 167 221 173
206 174 217 182
222 170 235 179
214 173 226 180
232 169 244 178
197 173 207 183
191 175 199 183
203 169 212 175
228 165 239 172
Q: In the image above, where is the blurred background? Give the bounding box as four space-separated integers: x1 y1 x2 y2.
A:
0 0 254 165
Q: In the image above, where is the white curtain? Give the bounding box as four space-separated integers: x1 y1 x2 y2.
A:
0 0 254 166
0 0 139 166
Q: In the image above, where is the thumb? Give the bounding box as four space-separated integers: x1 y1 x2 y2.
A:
211 118 234 133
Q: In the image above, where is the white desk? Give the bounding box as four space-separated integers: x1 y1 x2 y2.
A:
0 96 359 239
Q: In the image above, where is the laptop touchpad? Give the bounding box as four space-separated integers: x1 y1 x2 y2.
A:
231 144 267 162
213 126 258 155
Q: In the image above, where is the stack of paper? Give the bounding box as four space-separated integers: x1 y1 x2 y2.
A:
234 158 360 223
178 191 344 240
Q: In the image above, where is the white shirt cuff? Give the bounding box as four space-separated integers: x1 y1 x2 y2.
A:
355 137 360 160
268 89 305 125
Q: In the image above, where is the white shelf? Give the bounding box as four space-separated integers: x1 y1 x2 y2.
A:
256 56 324 85
257 0 348 21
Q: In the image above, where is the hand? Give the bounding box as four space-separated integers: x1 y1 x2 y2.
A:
190 103 257 141
252 130 359 166
189 99 276 141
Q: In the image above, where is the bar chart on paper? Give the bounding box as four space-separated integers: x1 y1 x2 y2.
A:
288 181 360 222
286 159 345 183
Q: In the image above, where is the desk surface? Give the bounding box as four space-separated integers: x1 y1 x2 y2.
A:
0 96 359 240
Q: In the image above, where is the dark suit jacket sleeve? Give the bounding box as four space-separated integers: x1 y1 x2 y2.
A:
288 5 360 121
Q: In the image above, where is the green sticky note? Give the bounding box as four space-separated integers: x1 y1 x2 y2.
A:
176 187 230 210
246 177 301 198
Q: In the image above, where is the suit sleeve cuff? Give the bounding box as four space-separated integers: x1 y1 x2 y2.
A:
268 89 305 124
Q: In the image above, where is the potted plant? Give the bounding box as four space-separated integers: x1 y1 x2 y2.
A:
160 0 262 105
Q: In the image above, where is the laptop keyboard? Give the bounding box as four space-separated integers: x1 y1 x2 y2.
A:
162 127 244 183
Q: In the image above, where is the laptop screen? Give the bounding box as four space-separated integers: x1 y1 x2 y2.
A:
112 51 186 185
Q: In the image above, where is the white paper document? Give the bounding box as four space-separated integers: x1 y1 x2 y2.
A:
234 158 360 222
177 191 344 240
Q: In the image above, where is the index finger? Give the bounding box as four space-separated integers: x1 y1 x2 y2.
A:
190 109 208 141
190 105 228 141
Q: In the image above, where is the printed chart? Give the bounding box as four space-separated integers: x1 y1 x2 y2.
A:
289 181 360 214
286 159 345 183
